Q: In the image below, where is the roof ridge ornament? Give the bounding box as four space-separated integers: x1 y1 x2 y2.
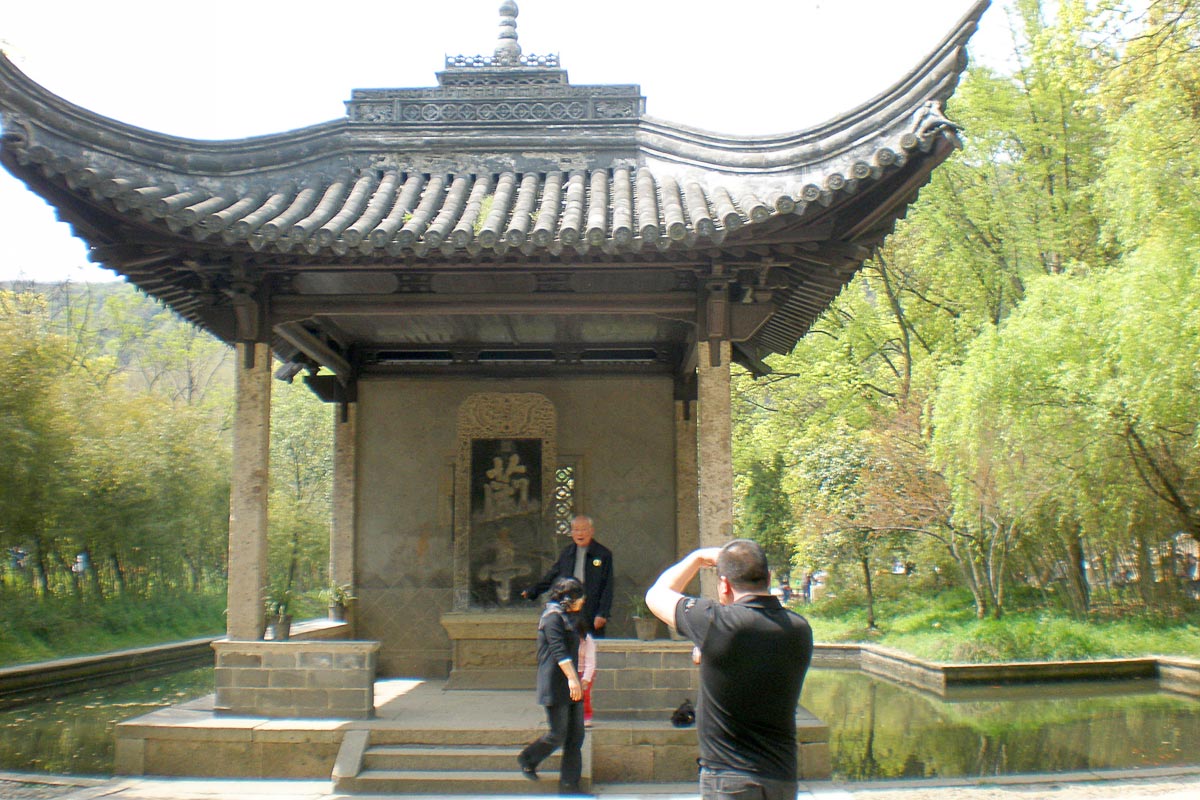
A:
443 0 558 69
494 1 522 66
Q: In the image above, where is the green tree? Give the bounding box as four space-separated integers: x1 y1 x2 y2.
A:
736 451 795 578
268 380 333 595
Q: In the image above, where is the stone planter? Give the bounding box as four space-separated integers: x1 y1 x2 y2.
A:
269 614 292 641
633 616 660 641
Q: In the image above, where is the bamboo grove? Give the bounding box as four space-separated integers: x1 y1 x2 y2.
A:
0 283 333 602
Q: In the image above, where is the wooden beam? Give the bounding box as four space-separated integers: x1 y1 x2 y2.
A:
270 292 697 322
275 322 353 380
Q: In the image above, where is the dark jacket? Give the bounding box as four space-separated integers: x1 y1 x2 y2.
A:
528 540 614 633
535 602 581 706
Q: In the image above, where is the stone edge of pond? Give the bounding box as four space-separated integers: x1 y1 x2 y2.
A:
0 770 108 787
814 764 1200 793
811 643 1200 697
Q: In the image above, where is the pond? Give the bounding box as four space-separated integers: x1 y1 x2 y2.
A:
0 667 213 775
802 669 1200 780
0 666 1195 779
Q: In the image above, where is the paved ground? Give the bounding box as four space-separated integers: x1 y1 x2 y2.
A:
3 767 1199 800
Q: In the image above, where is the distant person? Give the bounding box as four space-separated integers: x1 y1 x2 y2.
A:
801 571 813 604
523 514 614 720
779 575 792 604
518 576 586 795
646 540 813 800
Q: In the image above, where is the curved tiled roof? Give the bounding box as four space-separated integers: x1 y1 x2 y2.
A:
2 145 940 261
0 0 988 371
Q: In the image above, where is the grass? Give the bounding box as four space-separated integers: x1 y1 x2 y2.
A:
0 589 228 667
2 581 1195 669
797 585 1200 663
0 585 334 668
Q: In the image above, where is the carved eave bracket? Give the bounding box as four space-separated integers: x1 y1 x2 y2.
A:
697 271 776 368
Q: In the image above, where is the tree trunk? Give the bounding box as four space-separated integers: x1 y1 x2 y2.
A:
1063 530 1091 617
30 534 51 598
1134 528 1158 607
948 531 989 617
83 546 104 599
861 555 877 629
109 552 127 596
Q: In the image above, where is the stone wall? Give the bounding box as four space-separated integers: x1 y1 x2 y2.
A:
590 639 830 781
355 375 678 677
212 641 379 719
592 639 699 720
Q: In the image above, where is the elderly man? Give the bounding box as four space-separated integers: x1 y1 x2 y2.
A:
523 515 613 636
646 539 813 800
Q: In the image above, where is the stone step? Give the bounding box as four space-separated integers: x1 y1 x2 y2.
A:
347 768 572 795
363 726 546 746
364 743 560 772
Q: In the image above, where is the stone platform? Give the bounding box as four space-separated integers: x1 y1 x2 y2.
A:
117 662 830 786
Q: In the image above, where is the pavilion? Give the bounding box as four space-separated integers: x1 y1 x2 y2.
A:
0 0 987 785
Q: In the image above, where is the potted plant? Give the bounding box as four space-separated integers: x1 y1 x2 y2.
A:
320 582 355 622
265 584 295 641
629 592 659 641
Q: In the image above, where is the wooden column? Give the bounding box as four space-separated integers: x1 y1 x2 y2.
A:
330 403 357 591
226 342 272 641
696 340 733 597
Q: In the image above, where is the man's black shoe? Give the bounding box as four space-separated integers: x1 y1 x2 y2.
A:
517 755 538 781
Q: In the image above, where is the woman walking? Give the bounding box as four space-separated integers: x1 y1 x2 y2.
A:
518 576 586 794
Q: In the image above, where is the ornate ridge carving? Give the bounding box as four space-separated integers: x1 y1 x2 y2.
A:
457 392 556 437
446 53 561 69
347 88 642 125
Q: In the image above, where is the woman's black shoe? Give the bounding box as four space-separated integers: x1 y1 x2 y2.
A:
517 755 538 781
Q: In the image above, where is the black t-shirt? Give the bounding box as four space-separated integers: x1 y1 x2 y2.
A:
675 594 813 780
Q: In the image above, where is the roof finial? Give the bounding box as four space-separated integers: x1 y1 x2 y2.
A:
494 1 522 66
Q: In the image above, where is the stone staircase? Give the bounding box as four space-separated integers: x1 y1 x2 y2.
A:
333 726 590 794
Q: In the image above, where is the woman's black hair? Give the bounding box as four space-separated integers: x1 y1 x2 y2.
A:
549 576 584 604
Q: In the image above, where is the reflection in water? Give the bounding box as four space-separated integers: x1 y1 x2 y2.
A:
802 669 1200 780
0 666 1195 779
0 667 213 775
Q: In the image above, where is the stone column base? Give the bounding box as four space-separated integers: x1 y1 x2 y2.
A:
213 640 379 719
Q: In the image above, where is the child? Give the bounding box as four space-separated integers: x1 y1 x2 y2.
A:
579 630 596 727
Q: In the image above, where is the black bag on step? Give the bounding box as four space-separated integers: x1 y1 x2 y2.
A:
670 698 695 727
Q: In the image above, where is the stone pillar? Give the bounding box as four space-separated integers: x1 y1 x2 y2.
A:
226 342 271 641
675 400 699 560
330 403 357 591
696 340 733 597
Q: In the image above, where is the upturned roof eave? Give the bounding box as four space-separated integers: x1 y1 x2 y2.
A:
0 0 986 179
641 0 987 149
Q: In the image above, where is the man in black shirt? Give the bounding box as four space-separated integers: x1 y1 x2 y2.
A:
646 540 813 800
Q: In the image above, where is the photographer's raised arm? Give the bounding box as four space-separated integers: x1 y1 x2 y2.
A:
645 547 722 625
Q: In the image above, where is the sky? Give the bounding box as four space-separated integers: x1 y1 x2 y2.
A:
0 0 1015 283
